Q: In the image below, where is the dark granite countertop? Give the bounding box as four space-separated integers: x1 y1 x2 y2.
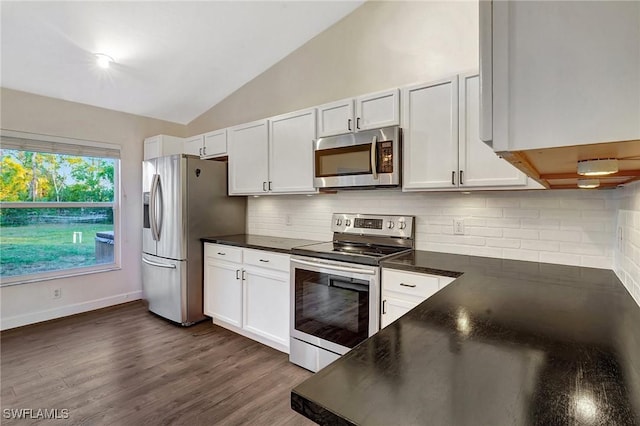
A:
292 250 640 425
201 234 322 254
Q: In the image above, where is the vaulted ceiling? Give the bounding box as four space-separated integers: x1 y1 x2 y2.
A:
0 1 364 124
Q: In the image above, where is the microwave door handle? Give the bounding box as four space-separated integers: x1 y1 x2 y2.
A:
370 135 378 179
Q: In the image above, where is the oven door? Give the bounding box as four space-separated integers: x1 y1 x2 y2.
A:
313 126 400 188
290 256 380 355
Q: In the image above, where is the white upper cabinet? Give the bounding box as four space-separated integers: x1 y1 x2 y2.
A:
228 119 270 195
317 89 400 137
402 76 459 190
458 73 527 188
268 108 317 194
402 73 532 191
143 135 184 160
317 98 354 137
356 89 400 131
183 130 227 158
228 109 317 196
203 129 227 158
481 1 640 152
183 134 204 157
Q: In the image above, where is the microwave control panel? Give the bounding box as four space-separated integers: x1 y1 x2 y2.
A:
378 141 393 173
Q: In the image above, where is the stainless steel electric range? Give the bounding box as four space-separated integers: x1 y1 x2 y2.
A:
289 213 415 372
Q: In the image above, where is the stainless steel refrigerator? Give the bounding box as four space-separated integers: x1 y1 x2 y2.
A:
142 154 246 325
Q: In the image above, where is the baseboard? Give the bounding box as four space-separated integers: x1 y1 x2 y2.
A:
0 291 143 331
211 318 289 354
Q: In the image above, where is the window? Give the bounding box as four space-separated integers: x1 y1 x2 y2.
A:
0 130 120 285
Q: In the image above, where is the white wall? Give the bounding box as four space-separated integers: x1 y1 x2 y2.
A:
614 181 640 307
188 1 478 134
248 189 616 269
0 88 185 330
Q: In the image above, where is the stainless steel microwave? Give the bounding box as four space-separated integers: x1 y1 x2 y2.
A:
313 126 401 189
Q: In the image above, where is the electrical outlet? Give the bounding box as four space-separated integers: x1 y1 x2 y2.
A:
285 214 292 226
453 218 465 235
52 288 62 299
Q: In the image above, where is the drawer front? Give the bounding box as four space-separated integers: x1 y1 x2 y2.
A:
204 243 243 263
382 269 440 298
243 249 290 272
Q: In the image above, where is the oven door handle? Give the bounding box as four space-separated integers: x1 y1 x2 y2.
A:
292 258 376 275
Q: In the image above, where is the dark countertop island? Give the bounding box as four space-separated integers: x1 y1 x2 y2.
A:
201 234 322 254
292 250 640 425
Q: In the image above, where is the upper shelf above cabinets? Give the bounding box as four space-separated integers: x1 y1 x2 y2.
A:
317 89 400 138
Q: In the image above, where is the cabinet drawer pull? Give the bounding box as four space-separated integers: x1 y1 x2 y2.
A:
259 259 270 263
400 283 417 288
217 252 226 255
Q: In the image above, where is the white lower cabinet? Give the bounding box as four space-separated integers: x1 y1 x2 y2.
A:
243 266 289 348
381 268 456 328
204 259 242 327
203 243 290 353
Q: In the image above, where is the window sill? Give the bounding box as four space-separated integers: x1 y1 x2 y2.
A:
0 264 122 287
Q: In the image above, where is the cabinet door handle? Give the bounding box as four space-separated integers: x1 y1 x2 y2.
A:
263 181 267 192
459 170 464 185
217 252 226 255
236 269 240 280
452 171 456 185
268 181 272 191
400 283 417 288
203 146 207 156
347 118 352 131
199 147 202 156
241 270 246 281
382 300 386 315
259 259 270 263
356 117 361 130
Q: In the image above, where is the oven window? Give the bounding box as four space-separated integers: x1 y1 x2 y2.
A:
294 269 370 349
315 145 372 177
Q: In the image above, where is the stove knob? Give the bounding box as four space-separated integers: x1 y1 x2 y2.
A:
387 221 395 229
345 219 352 227
399 221 407 230
336 218 342 226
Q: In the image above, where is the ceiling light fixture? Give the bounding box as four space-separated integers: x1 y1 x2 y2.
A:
577 159 618 176
95 53 114 69
577 178 600 189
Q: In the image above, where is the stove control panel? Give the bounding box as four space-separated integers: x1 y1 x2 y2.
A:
331 213 414 238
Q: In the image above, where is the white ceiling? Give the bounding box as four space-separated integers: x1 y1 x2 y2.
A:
0 1 364 124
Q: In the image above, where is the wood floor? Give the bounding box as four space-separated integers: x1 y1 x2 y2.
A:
1 302 315 425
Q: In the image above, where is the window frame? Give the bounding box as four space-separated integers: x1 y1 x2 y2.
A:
0 129 122 286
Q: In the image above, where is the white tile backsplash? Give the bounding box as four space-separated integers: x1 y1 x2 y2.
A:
247 189 616 269
614 181 640 308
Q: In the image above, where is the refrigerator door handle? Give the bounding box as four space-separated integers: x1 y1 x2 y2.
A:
150 174 160 241
155 175 164 240
142 256 177 269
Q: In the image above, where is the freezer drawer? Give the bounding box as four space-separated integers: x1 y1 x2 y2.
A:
142 254 187 324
